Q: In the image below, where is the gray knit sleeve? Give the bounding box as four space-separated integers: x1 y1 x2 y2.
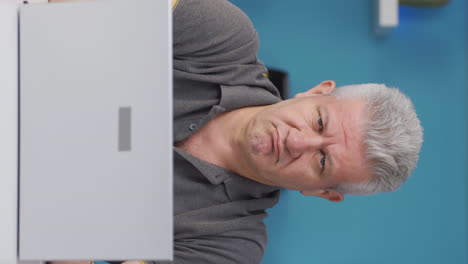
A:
173 0 280 97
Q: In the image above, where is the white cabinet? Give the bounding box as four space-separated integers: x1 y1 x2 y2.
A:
0 2 20 264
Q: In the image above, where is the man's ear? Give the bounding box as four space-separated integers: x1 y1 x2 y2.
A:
300 189 344 202
294 80 336 98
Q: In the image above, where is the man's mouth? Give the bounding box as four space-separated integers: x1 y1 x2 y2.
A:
274 127 281 164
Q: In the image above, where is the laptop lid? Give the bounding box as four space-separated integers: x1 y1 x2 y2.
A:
19 0 172 260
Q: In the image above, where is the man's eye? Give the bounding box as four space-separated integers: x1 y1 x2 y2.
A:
318 116 323 132
320 150 326 171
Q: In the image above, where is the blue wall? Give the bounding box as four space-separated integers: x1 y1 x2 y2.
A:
229 0 467 263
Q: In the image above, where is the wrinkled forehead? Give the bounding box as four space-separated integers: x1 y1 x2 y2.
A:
330 98 372 183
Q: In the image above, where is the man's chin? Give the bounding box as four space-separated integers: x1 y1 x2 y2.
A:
248 149 277 174
247 129 275 154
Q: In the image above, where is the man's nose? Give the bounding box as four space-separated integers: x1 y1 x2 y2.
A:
285 128 323 158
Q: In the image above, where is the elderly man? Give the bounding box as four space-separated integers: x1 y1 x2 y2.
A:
49 0 423 263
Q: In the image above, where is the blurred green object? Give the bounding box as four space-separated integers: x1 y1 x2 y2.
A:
399 0 450 7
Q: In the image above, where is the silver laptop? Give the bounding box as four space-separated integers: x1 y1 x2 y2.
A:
19 0 172 260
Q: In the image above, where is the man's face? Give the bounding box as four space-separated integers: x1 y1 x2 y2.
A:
239 82 371 201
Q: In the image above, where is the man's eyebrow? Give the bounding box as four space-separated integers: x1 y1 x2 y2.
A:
321 105 334 177
322 105 329 134
325 149 333 178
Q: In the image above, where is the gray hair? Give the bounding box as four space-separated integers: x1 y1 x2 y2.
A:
330 84 423 195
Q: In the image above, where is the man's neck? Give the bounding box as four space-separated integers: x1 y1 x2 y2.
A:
176 105 274 185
